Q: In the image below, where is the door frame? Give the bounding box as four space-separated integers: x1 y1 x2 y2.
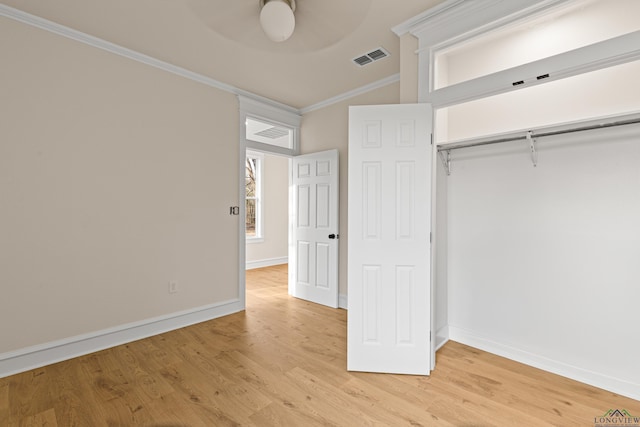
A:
239 147 296 309
237 96 301 309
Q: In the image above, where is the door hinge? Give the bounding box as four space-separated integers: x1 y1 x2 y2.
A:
430 232 432 244
430 133 433 146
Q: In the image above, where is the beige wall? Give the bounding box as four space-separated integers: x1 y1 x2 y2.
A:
300 83 400 297
245 153 289 264
0 17 239 353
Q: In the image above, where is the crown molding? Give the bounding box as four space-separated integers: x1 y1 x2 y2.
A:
394 0 569 49
300 73 400 114
2 3 402 117
0 3 299 115
239 95 301 126
0 4 233 94
391 0 466 36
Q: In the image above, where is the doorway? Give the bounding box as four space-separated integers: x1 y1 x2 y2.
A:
238 97 339 311
245 151 290 271
242 148 340 309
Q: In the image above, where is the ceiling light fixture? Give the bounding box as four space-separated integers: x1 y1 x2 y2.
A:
259 0 296 42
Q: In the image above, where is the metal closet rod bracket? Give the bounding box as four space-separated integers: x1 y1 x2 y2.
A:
438 150 451 176
526 131 537 167
434 115 640 172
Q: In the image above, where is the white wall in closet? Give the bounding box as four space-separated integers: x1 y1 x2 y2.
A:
434 0 640 91
436 0 640 399
441 60 640 142
434 0 640 142
446 124 640 399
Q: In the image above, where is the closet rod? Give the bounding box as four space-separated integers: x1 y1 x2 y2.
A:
437 117 640 152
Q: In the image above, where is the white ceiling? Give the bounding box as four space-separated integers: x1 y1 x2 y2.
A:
2 0 443 109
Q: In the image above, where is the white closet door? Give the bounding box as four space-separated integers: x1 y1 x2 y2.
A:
347 104 432 375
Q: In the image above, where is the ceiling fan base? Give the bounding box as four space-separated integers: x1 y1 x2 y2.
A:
260 0 296 13
189 0 372 52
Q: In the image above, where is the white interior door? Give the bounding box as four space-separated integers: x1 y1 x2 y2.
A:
347 104 432 375
289 149 339 308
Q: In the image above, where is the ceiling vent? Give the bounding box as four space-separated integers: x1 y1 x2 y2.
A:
352 47 390 67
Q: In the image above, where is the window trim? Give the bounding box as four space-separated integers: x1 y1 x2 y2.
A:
245 151 264 241
238 95 300 245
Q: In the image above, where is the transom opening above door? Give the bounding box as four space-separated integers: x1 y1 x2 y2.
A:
238 95 300 157
246 116 294 150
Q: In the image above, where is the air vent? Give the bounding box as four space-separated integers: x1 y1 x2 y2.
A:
353 55 373 66
255 127 289 139
367 49 387 60
352 47 390 67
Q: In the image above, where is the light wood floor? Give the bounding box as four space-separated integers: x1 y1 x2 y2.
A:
1 264 638 426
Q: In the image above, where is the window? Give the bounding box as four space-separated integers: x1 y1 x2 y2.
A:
245 116 294 150
239 96 300 242
245 152 262 238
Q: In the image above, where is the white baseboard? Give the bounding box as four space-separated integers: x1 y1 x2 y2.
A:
246 257 288 270
448 326 640 402
435 325 449 351
339 294 348 310
0 299 244 379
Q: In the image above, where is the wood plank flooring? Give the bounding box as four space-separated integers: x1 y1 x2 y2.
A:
1 264 638 426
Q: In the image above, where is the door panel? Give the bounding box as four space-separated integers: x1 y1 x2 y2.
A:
290 150 339 308
348 104 432 375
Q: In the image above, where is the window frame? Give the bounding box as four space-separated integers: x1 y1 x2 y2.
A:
245 151 264 242
238 96 300 245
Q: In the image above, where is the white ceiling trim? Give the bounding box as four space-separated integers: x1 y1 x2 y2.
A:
2 3 402 117
391 0 465 36
0 3 299 115
395 0 561 49
299 73 400 114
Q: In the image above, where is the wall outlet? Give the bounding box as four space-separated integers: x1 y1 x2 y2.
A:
168 281 178 294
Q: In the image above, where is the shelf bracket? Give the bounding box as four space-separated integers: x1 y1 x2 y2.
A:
438 150 451 176
526 131 537 167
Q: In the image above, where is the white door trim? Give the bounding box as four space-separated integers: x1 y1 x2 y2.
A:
238 96 301 309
